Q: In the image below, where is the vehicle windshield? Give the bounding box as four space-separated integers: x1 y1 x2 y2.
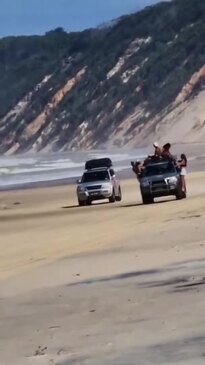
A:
81 170 110 183
143 162 176 177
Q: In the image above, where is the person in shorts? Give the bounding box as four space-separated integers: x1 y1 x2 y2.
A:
178 153 187 195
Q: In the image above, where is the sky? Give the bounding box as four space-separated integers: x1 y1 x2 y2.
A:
0 0 161 37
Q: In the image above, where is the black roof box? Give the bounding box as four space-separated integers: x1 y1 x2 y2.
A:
85 158 113 170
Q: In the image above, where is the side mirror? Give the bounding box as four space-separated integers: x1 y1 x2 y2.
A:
76 179 81 184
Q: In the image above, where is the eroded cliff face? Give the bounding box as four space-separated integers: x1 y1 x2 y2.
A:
1 0 205 154
174 65 205 105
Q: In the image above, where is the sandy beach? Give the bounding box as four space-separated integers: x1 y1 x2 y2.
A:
0 154 205 364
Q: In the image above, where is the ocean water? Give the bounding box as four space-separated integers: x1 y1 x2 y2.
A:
0 149 148 189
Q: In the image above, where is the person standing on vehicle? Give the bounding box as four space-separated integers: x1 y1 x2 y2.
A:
178 153 187 195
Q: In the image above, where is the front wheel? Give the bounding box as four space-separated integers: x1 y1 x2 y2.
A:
78 199 86 206
115 186 122 202
175 188 184 200
109 190 116 203
142 194 154 204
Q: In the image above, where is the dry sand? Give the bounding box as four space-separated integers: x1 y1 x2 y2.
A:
0 168 205 364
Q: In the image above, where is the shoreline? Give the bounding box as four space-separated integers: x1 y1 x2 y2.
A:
1 142 205 192
0 154 204 192
0 167 134 192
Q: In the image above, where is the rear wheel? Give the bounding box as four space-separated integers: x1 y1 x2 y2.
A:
175 187 184 200
115 186 122 202
78 199 85 206
142 194 154 204
109 189 116 203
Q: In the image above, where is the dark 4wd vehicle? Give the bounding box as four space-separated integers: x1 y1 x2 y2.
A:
139 160 185 204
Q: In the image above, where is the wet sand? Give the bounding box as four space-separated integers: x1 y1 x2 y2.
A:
0 163 205 364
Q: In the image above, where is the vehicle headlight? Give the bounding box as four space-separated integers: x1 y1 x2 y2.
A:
102 183 112 190
167 176 177 184
77 185 85 192
141 181 150 187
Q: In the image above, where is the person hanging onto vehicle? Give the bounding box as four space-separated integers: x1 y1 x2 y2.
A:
177 153 187 196
131 160 144 180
